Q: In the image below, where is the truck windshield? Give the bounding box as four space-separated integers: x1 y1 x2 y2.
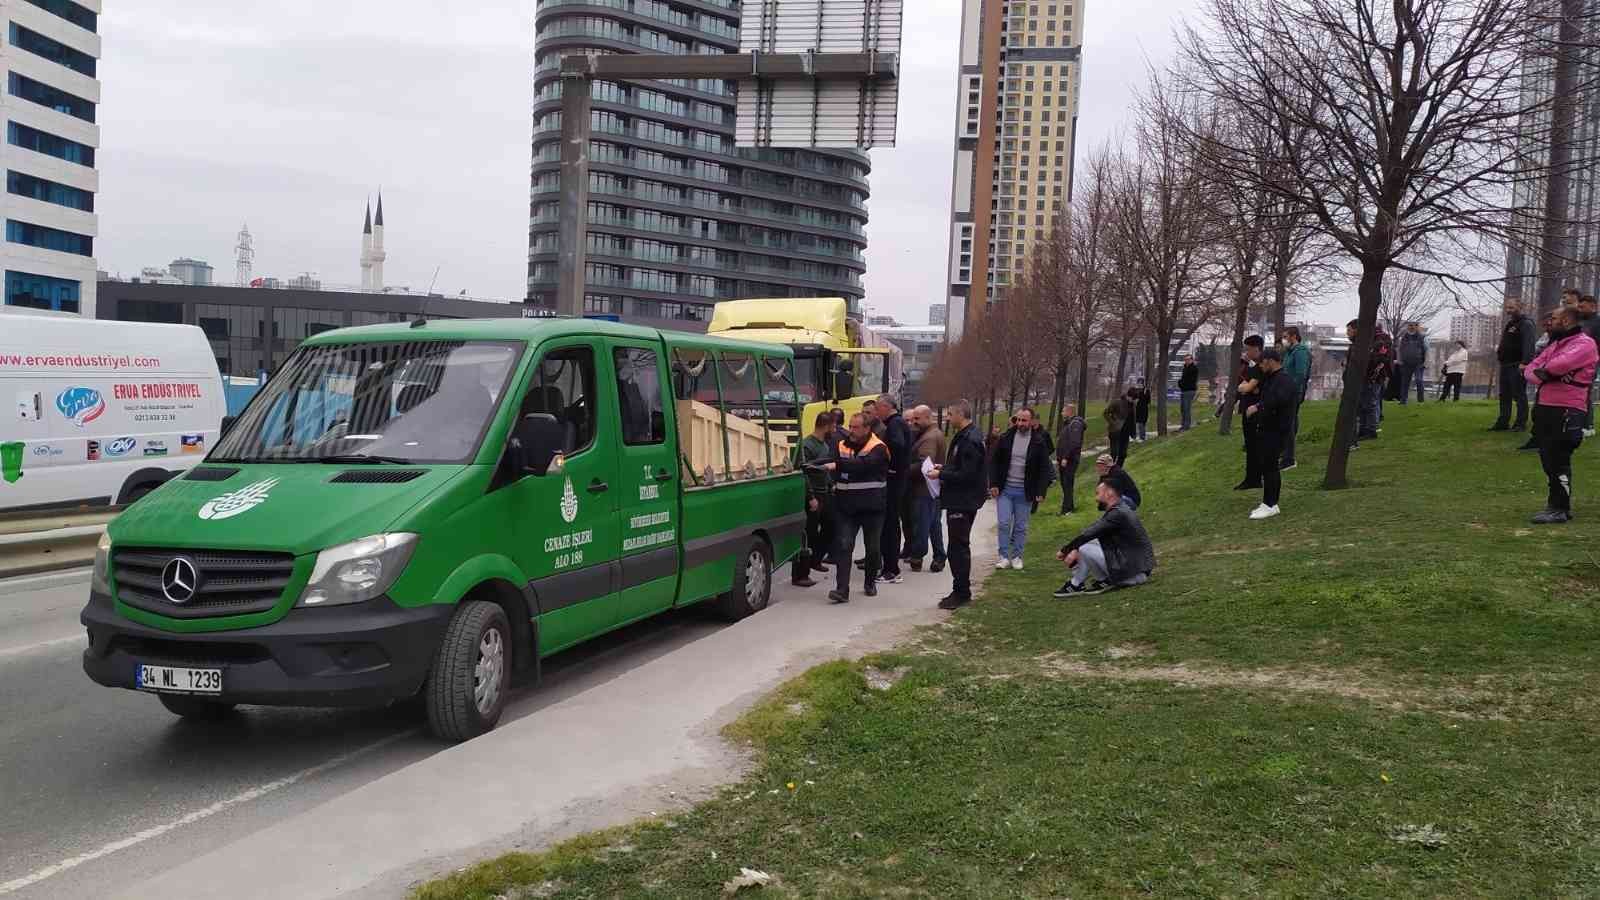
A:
791 354 823 404
211 340 521 465
833 351 888 399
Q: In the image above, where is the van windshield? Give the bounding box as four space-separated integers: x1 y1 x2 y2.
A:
211 340 521 465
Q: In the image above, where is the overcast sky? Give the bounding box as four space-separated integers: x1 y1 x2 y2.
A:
98 0 1197 321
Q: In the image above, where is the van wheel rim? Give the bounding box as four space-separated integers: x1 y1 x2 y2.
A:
747 550 768 607
474 627 504 715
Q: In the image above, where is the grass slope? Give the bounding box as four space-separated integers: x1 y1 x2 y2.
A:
416 400 1600 900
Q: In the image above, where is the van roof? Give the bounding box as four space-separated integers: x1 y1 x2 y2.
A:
301 317 793 358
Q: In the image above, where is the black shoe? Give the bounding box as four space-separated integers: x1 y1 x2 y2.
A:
1233 481 1261 491
828 590 850 604
1531 509 1572 525
908 560 923 573
1518 441 1538 451
864 583 878 597
812 561 830 573
929 559 946 573
1055 581 1110 598
1511 424 1526 432
792 577 817 588
937 593 971 610
1280 461 1297 471
1488 424 1509 431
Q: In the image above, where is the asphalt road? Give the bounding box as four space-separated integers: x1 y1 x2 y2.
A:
0 567 735 898
0 515 998 899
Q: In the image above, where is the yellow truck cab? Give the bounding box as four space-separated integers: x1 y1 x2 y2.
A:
707 298 899 434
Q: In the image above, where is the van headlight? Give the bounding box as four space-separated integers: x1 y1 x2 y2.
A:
297 533 418 608
92 531 113 594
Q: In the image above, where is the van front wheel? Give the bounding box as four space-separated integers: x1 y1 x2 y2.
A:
424 601 512 741
716 538 772 621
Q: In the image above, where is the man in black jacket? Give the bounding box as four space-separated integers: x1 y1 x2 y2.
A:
1246 349 1297 520
1178 356 1200 431
1094 454 1141 511
1235 335 1266 491
1055 403 1087 514
821 413 890 604
987 407 1055 570
930 399 987 609
1491 299 1538 432
873 395 913 584
1052 480 1156 597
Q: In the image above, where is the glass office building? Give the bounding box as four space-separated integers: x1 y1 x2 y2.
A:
527 0 870 322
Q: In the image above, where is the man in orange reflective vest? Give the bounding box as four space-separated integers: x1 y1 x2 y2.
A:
820 412 890 604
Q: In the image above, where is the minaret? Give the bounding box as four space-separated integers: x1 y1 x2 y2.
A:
360 201 374 291
370 192 386 292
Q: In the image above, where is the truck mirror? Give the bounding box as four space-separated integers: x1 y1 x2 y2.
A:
220 415 237 438
511 413 565 475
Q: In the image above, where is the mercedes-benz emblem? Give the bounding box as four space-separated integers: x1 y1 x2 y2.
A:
161 557 200 605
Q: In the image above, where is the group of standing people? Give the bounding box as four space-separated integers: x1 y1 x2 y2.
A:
1489 291 1599 524
1231 328 1312 520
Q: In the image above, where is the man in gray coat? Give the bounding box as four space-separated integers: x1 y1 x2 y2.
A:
1055 403 1087 515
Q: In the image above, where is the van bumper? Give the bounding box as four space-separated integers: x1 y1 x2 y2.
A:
80 591 454 708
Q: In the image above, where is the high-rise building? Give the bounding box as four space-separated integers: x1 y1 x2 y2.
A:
527 0 869 324
1504 3 1600 307
1 0 100 315
168 257 213 286
944 0 1085 340
1450 312 1499 351
928 302 946 327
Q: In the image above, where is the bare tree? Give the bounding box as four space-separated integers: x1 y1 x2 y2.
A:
1377 268 1453 338
1114 77 1226 436
1179 0 1600 487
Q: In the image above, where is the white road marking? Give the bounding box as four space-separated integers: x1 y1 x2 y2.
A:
0 728 418 896
0 634 83 661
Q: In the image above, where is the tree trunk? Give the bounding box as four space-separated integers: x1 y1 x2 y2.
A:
987 387 998 435
1113 338 1131 398
1076 348 1091 413
1324 263 1386 489
1217 288 1250 436
1154 330 1173 436
1536 0 1585 322
1273 225 1291 339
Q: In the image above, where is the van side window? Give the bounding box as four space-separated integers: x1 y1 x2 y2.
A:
522 347 596 454
614 347 665 445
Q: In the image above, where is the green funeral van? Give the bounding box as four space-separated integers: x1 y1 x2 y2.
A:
81 318 805 740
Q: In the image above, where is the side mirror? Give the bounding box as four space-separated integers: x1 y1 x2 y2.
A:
510 413 565 475
220 415 237 438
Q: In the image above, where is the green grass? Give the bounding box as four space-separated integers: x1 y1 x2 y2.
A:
414 400 1600 899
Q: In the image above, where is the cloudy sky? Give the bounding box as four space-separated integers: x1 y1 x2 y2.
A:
97 0 1194 321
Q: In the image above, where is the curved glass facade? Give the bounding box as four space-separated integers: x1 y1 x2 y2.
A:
528 0 870 322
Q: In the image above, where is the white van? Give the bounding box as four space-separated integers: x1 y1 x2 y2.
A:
1 308 226 514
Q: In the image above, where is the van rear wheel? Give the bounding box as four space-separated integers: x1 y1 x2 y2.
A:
716 538 772 621
157 694 236 720
424 600 511 742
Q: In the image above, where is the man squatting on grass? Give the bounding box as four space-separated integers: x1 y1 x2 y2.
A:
1053 479 1157 598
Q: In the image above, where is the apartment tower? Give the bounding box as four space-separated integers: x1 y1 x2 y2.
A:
944 0 1083 340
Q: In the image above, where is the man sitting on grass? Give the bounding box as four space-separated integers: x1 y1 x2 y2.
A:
1054 479 1156 598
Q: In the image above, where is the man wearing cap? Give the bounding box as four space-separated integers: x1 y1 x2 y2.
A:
1245 348 1297 519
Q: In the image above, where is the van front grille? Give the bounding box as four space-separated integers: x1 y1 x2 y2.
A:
114 548 296 619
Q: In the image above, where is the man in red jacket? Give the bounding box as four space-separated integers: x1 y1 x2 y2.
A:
1525 306 1599 524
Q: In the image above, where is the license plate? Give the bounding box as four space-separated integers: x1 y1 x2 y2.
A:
136 664 223 695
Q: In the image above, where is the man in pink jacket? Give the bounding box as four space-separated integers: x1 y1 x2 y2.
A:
1525 305 1600 524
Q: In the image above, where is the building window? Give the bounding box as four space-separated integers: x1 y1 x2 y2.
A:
197 303 266 377
7 72 95 122
116 299 184 324
8 23 96 76
6 170 93 211
23 0 97 32
5 269 79 312
6 121 94 166
6 218 92 255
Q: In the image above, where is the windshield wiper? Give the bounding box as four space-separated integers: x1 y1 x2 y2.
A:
305 454 416 465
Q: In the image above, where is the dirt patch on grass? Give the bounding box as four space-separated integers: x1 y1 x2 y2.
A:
1029 653 1581 721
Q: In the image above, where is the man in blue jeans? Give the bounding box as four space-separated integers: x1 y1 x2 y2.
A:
987 407 1053 570
903 405 946 572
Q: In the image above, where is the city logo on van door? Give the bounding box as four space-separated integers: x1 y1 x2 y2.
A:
198 478 280 521
559 477 579 524
54 387 106 428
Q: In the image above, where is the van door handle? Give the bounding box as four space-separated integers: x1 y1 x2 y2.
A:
653 469 673 482
587 479 609 494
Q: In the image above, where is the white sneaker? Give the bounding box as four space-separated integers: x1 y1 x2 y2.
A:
996 557 1010 570
1011 557 1025 571
1250 505 1281 520
1586 428 1597 438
